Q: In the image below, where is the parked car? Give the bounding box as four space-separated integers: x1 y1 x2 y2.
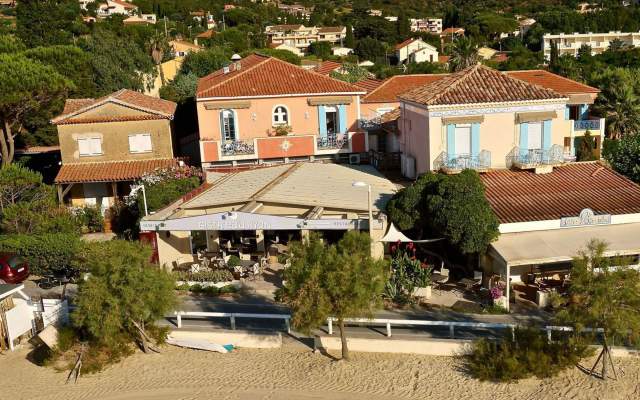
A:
0 253 30 284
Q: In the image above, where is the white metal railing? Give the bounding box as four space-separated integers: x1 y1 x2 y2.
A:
174 311 291 333
327 317 517 339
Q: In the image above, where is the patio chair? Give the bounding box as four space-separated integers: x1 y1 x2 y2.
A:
434 267 450 294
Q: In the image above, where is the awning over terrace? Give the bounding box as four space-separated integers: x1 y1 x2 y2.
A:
490 223 640 267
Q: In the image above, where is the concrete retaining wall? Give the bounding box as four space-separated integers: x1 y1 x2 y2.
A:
315 335 473 356
170 329 282 349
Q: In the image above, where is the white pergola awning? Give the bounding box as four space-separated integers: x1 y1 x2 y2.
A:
380 223 444 243
491 223 640 267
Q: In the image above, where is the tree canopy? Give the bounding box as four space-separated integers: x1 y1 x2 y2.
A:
603 133 640 183
386 170 499 254
16 0 82 48
279 231 387 360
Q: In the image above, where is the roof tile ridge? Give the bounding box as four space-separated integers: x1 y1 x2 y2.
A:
198 54 270 95
528 69 600 93
363 76 397 100
426 64 479 105
294 58 365 92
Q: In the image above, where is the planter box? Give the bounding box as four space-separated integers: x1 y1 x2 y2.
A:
412 286 432 299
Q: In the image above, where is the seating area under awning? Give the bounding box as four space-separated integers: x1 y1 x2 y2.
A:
490 223 640 267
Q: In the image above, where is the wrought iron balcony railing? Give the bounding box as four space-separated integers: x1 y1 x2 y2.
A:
509 144 564 168
434 150 491 173
574 119 601 131
317 134 348 150
221 140 255 156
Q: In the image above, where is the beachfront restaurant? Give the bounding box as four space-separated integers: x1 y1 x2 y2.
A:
479 163 640 310
140 162 397 270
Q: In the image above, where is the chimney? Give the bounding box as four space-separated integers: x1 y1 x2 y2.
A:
231 53 242 71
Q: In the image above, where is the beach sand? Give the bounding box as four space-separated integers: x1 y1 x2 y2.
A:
0 344 638 400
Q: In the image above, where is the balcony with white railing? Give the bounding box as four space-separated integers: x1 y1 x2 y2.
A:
221 140 256 157
573 119 601 131
434 150 491 174
509 144 564 170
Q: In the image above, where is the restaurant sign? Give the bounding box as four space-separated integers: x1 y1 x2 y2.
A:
560 208 611 228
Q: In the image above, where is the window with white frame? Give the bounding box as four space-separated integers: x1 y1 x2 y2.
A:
77 137 103 156
220 109 237 141
128 133 152 153
272 105 289 125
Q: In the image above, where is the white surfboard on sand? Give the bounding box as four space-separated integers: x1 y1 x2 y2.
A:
166 335 234 353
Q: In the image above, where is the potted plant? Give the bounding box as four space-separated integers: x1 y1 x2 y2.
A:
490 282 508 309
273 124 292 136
412 262 433 299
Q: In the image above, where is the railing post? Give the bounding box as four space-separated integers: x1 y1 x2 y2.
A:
449 325 455 339
285 318 291 334
386 322 391 337
230 315 236 330
328 318 333 335
547 327 552 343
511 326 515 342
177 312 182 329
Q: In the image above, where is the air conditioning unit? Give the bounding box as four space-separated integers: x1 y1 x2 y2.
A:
349 154 361 165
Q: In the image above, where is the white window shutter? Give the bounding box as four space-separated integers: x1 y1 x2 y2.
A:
78 138 91 155
140 134 152 152
90 138 102 155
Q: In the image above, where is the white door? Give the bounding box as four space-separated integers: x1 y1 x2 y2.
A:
528 122 543 149
454 124 472 155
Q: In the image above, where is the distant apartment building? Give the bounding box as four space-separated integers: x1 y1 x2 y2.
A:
265 25 346 52
277 3 313 18
123 14 157 25
97 0 138 17
543 31 640 60
410 18 442 34
368 9 383 17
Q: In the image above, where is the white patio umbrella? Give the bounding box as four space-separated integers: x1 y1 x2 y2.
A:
380 223 444 243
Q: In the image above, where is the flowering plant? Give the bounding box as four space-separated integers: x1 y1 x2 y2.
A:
490 283 505 300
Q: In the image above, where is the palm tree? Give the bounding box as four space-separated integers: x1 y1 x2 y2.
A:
448 36 479 72
149 32 167 87
591 69 640 139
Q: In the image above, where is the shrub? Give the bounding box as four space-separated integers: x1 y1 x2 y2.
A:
0 233 81 275
202 286 219 296
189 284 203 293
466 328 591 382
226 255 241 268
172 269 233 283
219 285 238 295
72 206 104 233
176 283 190 291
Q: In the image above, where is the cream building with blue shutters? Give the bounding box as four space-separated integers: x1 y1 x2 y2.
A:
396 65 599 176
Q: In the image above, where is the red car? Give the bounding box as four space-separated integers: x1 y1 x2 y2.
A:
0 253 30 284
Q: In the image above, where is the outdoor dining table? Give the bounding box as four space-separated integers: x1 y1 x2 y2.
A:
431 272 448 292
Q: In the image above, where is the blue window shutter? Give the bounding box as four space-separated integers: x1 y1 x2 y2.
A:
519 122 528 156
318 106 327 138
446 124 455 159
564 105 570 120
542 120 552 151
338 104 347 133
471 123 480 157
580 104 589 120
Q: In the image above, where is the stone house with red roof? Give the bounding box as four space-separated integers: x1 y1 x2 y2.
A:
52 89 179 214
195 53 368 169
394 38 439 65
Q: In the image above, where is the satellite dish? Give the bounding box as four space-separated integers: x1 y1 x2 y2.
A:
231 53 241 61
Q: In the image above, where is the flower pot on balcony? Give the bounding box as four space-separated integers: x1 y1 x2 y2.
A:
412 286 432 299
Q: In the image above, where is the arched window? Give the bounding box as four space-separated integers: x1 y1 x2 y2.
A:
272 105 289 125
220 109 236 141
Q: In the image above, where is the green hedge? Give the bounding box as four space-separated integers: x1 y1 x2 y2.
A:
0 233 81 276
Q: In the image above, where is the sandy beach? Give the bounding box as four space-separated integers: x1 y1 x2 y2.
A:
0 343 638 400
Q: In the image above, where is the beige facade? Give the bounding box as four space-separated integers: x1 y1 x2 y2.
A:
399 100 577 175
57 108 174 164
543 31 640 60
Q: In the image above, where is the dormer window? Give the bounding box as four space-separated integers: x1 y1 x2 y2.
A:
272 105 289 125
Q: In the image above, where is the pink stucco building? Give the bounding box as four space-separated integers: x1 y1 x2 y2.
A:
195 54 368 169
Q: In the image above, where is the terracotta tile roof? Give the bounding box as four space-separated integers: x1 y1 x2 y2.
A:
395 38 418 50
399 64 566 106
196 54 364 99
53 89 177 125
317 26 345 33
505 70 599 95
315 60 342 75
196 29 215 39
111 0 137 9
480 163 640 224
363 74 447 103
268 24 304 31
441 27 464 36
15 145 60 154
55 159 180 184
354 78 384 94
